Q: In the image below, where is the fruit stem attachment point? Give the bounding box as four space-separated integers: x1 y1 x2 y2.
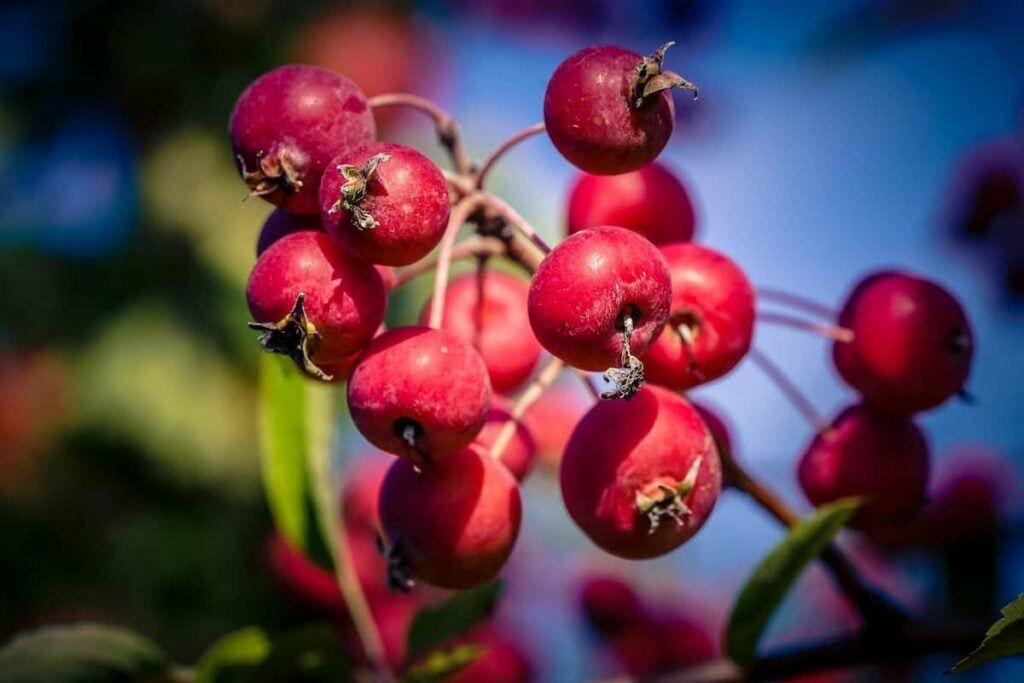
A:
601 310 645 400
328 152 390 230
247 293 333 381
632 41 699 109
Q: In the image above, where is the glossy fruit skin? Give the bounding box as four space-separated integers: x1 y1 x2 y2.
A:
798 404 930 531
347 326 492 459
379 447 522 589
246 231 387 363
642 243 755 390
544 46 675 174
421 270 541 393
833 271 973 414
319 142 450 266
256 209 322 256
470 400 537 481
579 575 645 636
528 226 671 372
229 65 376 215
560 385 721 559
567 162 696 244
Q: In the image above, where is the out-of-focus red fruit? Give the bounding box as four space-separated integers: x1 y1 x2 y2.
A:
642 243 755 390
379 448 522 589
340 593 419 670
0 350 72 490
579 575 645 636
229 65 376 215
292 7 435 131
566 162 697 244
798 405 930 531
267 535 345 615
915 447 1015 548
470 400 537 481
448 628 535 683
342 452 392 532
611 612 715 677
422 270 541 394
832 270 973 414
522 381 590 472
560 386 721 559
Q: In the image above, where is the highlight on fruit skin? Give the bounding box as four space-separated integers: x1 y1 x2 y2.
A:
560 385 722 559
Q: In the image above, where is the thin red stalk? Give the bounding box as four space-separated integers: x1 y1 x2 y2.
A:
757 287 836 319
475 122 546 189
759 311 854 343
429 194 485 329
479 191 552 254
488 357 565 460
368 93 472 175
393 236 506 287
748 348 830 435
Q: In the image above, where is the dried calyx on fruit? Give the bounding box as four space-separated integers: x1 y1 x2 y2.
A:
630 41 699 109
327 151 391 230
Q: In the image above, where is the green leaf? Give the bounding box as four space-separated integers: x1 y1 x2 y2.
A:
196 628 271 683
194 625 350 683
402 645 483 682
949 593 1024 673
0 622 171 683
257 354 332 566
407 580 504 657
726 497 862 668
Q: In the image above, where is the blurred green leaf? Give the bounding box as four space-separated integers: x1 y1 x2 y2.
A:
726 498 861 668
195 625 350 683
197 628 271 683
258 354 333 566
402 645 482 682
0 623 171 683
407 580 504 657
949 593 1024 673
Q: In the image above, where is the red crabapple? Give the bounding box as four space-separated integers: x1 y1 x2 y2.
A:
256 209 322 256
567 162 696 244
798 404 929 531
347 326 492 461
470 400 537 481
579 575 646 636
642 243 755 391
447 628 534 683
544 43 697 174
612 612 716 677
528 226 671 397
832 270 973 414
246 231 387 379
229 65 376 215
560 385 721 559
421 270 541 393
319 142 450 266
378 447 522 590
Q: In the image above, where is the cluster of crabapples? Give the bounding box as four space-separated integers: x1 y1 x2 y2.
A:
231 41 975 594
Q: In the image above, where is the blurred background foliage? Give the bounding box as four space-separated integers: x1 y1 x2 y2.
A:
2 0 1024 680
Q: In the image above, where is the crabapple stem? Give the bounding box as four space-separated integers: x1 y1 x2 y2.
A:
488 357 566 460
748 348 831 435
367 93 473 175
759 311 855 343
601 311 645 400
756 287 837 319
442 168 475 197
719 448 908 628
393 236 506 287
478 191 553 254
429 193 486 329
305 388 393 681
475 122 546 189
473 253 489 350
